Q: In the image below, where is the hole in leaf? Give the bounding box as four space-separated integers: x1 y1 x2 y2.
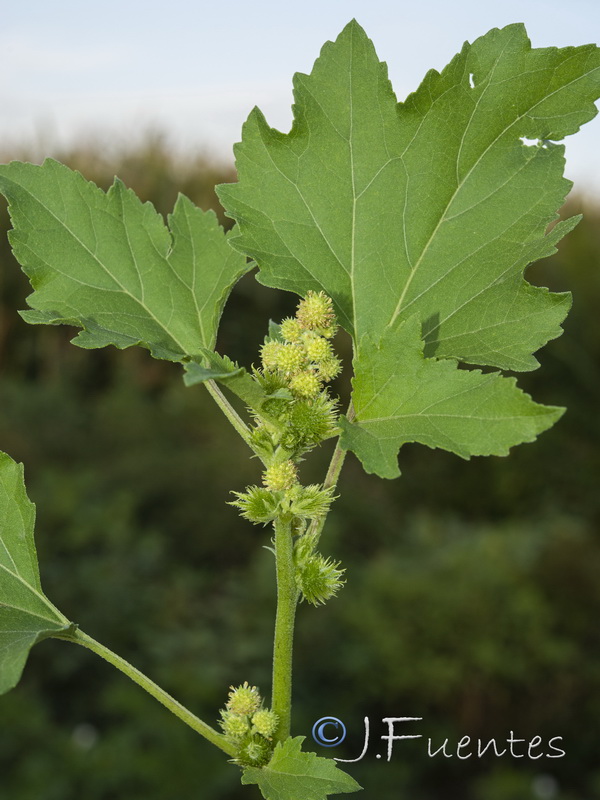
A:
469 73 475 88
520 136 542 147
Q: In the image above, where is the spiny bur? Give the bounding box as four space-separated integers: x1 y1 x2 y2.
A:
296 290 335 332
280 317 303 343
289 370 321 398
229 486 279 525
296 552 346 606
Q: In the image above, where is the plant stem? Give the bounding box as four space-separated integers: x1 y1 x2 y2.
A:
55 627 236 758
307 401 355 546
271 514 299 741
325 400 355 492
204 379 256 454
324 440 348 490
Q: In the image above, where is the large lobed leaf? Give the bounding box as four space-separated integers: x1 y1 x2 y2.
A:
0 159 250 362
0 452 72 694
242 736 361 800
218 20 600 477
338 317 562 478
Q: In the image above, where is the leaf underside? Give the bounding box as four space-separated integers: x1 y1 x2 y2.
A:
242 736 361 800
0 452 71 695
0 159 251 361
218 20 600 477
338 317 563 478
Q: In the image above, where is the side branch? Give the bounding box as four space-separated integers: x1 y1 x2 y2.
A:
54 628 236 757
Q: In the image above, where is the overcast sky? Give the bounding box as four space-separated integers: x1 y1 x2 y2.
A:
2 0 600 194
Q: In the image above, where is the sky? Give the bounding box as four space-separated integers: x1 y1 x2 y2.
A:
2 0 600 193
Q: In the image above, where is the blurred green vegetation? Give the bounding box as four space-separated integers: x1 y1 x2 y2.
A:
0 136 599 800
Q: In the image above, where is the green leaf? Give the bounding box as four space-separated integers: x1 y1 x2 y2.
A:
241 736 361 800
339 317 563 478
0 159 250 361
0 452 72 695
218 20 599 370
217 20 600 475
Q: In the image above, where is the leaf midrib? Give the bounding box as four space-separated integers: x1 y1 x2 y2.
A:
0 562 66 625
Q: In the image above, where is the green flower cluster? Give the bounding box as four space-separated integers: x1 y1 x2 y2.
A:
230 291 346 607
219 682 279 766
251 291 341 459
260 290 341 398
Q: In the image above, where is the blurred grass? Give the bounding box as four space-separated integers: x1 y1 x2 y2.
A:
0 134 599 800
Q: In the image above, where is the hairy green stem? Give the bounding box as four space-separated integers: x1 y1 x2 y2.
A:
308 401 355 545
204 379 256 453
271 515 299 741
55 628 236 758
325 400 354 492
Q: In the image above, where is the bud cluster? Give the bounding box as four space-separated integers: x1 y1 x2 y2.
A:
259 291 341 401
219 682 279 766
251 292 341 462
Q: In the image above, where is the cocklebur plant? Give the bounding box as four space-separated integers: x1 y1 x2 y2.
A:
0 18 599 799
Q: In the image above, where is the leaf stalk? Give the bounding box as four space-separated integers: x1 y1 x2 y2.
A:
307 402 354 546
55 627 236 757
205 379 254 445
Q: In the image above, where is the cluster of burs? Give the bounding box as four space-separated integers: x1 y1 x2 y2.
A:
233 290 346 605
219 682 279 766
223 292 346 763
